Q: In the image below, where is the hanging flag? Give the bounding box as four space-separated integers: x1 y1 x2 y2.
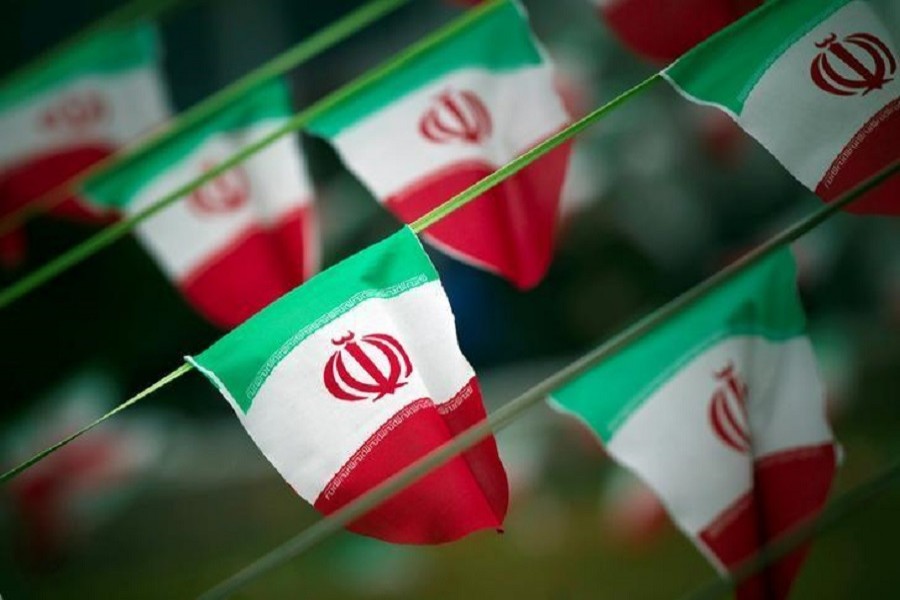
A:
0 21 171 228
593 0 762 64
187 227 509 544
665 0 900 214
307 0 572 290
550 249 838 599
82 78 316 328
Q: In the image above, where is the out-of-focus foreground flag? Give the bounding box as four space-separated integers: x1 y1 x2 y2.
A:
593 0 762 64
551 248 838 599
665 0 900 214
82 78 317 329
0 21 172 265
308 0 572 290
188 227 508 544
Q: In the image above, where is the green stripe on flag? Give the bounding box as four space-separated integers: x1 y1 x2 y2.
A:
306 0 543 138
82 77 293 209
0 20 163 114
189 227 438 413
552 248 806 442
664 0 850 115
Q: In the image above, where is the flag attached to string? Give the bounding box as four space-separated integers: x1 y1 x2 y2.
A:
664 0 900 214
593 0 762 65
188 227 509 544
550 249 838 600
0 21 172 260
307 0 572 289
82 78 317 328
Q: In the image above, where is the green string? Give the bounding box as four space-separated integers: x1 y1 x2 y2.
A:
0 0 505 310
0 363 192 483
196 161 900 599
410 73 663 232
0 0 192 91
0 0 415 237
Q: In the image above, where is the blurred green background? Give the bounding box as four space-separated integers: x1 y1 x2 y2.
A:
1 0 899 598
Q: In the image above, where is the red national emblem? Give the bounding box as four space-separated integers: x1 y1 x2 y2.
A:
418 89 492 144
323 331 413 402
188 161 250 215
811 32 896 96
707 362 751 453
40 91 108 131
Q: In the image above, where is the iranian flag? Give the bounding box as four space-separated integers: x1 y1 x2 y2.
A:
82 79 316 328
187 227 509 543
551 249 838 599
665 0 900 214
594 0 762 64
0 21 171 263
307 0 572 289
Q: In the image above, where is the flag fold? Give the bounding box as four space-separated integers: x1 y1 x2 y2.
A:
551 248 838 600
83 78 317 328
188 227 509 544
308 0 572 289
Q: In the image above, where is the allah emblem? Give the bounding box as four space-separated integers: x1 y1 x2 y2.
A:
811 32 896 96
40 91 108 131
323 332 413 402
418 89 492 144
707 362 751 453
187 161 250 215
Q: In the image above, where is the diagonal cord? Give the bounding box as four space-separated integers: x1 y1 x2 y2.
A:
0 0 415 237
0 363 192 483
196 160 900 600
0 0 508 311
409 73 663 232
679 457 900 600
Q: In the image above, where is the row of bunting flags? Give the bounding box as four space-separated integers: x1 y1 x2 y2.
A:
2 0 899 597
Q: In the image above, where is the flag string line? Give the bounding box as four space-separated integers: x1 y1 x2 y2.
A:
0 68 666 482
0 363 192 483
0 0 415 238
196 161 900 600
0 0 510 311
680 456 900 600
0 0 193 92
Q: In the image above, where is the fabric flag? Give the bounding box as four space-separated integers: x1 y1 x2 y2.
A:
82 78 316 328
593 0 762 64
307 0 572 290
0 21 171 244
187 227 509 544
551 249 838 599
665 0 900 214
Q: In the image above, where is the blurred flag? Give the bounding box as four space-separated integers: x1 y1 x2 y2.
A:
551 248 838 599
593 0 761 64
665 0 900 214
3 369 164 566
0 21 172 264
188 227 508 544
308 0 572 289
82 78 317 328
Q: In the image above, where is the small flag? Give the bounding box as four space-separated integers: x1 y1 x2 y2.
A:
0 21 171 226
83 79 316 328
308 0 572 289
187 227 509 544
593 0 762 64
551 249 838 599
664 0 900 214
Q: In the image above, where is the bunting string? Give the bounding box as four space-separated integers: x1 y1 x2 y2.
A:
195 159 900 599
0 0 415 238
0 0 511 311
